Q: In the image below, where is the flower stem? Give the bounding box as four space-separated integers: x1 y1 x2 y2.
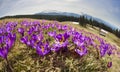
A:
6 58 13 72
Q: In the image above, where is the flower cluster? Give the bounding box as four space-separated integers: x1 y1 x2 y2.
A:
0 19 117 70
0 22 16 59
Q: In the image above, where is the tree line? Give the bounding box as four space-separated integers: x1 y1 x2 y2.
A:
0 15 120 38
79 15 120 38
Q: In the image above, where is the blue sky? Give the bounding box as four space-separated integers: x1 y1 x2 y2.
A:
0 0 120 29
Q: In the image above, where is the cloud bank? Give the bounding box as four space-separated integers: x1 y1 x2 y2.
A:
0 0 120 29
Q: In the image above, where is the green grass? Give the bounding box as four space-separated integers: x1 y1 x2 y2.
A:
62 21 120 72
0 18 120 72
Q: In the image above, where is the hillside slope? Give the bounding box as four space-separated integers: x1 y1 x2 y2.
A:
0 18 120 72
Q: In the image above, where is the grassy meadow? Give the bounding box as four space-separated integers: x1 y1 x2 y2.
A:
0 18 120 72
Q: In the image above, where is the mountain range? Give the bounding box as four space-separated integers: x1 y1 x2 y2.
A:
35 10 116 30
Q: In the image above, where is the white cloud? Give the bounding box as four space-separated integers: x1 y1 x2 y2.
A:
0 0 119 29
65 0 79 2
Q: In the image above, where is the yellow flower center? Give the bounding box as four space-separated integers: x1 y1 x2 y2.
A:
79 47 83 52
41 46 44 52
59 36 65 44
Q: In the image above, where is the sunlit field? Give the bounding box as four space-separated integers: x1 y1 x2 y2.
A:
0 18 120 72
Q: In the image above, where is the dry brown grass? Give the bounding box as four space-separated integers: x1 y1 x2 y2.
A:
62 21 120 72
0 18 120 72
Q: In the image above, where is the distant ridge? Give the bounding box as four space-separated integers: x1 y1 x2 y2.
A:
35 10 80 18
0 10 118 30
35 10 116 29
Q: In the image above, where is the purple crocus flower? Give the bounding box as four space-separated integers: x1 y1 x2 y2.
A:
75 46 87 56
51 24 55 28
36 33 43 41
4 33 16 49
6 26 12 33
36 41 50 56
0 28 3 34
18 28 24 36
0 36 4 44
62 25 68 30
51 40 69 52
30 39 37 49
107 62 112 68
57 25 62 30
21 35 37 48
73 39 84 47
34 25 39 32
21 20 29 26
0 46 9 59
51 32 70 52
20 36 28 44
32 20 40 25
27 27 34 35
72 32 86 47
48 31 56 37
55 32 69 42
28 34 38 48
68 27 76 35
0 33 16 59
100 44 108 57
107 50 112 56
31 34 37 41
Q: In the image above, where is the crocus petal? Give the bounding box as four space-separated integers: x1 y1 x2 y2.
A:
20 36 28 44
18 28 24 36
48 31 56 37
107 50 112 56
6 27 12 33
73 40 84 47
107 62 112 68
37 33 43 41
75 46 87 56
55 34 62 41
0 47 9 59
51 46 61 52
63 32 70 40
100 44 108 57
36 42 50 56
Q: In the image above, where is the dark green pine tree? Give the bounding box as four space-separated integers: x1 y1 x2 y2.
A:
79 15 86 27
118 30 120 38
89 18 93 28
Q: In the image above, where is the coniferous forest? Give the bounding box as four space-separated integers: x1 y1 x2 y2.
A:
0 15 120 38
